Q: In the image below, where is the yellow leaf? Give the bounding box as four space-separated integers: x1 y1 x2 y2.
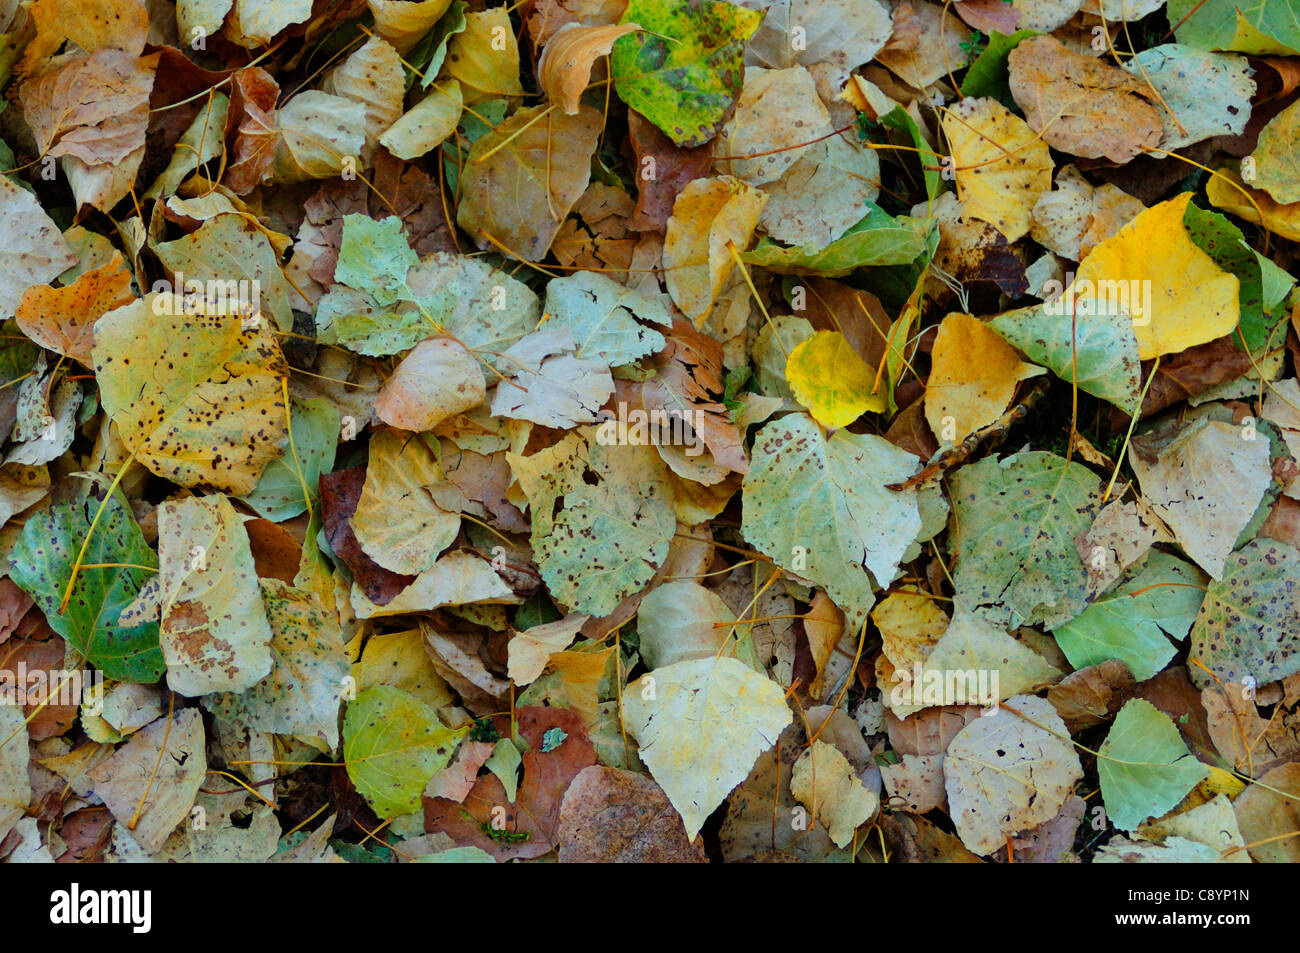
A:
1073 193 1240 360
942 97 1053 243
663 175 766 322
925 312 1043 442
786 330 886 427
1207 165 1300 243
537 22 640 115
446 8 524 104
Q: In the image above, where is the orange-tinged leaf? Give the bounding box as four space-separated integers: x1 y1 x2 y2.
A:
925 312 1044 443
16 252 135 365
538 22 640 114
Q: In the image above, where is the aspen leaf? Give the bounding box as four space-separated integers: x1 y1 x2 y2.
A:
623 657 793 840
785 330 887 427
538 23 640 114
925 312 1044 444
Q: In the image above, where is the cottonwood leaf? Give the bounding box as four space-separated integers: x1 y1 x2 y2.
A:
636 580 734 669
948 451 1102 629
742 414 923 631
238 396 338 522
1098 698 1209 831
557 765 708 861
226 0 312 46
1129 415 1273 579
1166 0 1300 55
10 495 163 684
926 312 1044 443
1052 551 1206 682
944 694 1083 855
734 0 892 88
87 710 207 854
272 91 367 183
445 7 524 101
489 326 615 428
538 23 640 114
375 337 486 432
380 80 463 160
785 330 886 426
1072 194 1240 360
15 251 134 365
0 177 77 318
344 685 468 818
1124 46 1255 151
942 97 1053 243
623 656 793 840
334 214 419 307
94 296 289 494
351 550 519 619
791 741 879 848
610 0 762 147
458 104 602 261
918 608 1064 706
528 438 676 617
321 36 405 161
758 134 882 249
352 429 460 576
716 66 832 186
208 580 350 751
1008 35 1162 163
541 270 669 364
0 704 31 844
663 175 767 321
157 495 275 696
1188 539 1300 689
741 209 930 276
988 303 1141 414
153 212 295 332
507 613 590 685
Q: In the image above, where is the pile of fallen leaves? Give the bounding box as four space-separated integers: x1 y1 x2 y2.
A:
0 0 1298 865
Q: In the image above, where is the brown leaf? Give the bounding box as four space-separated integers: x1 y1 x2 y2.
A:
537 22 639 115
643 319 749 476
557 765 708 862
526 0 629 50
954 0 1022 32
224 67 280 195
1233 762 1300 862
886 706 984 756
1047 659 1137 732
16 252 134 365
18 0 150 77
424 706 596 860
319 467 415 606
1008 35 1162 163
878 813 984 862
626 108 714 233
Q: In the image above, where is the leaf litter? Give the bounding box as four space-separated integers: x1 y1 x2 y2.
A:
0 0 1295 866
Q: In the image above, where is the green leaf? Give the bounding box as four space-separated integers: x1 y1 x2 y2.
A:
742 413 922 630
988 304 1142 413
1183 201 1289 351
611 0 763 147
410 0 467 90
316 253 539 361
1166 0 1300 55
1051 552 1206 682
741 208 930 276
948 452 1103 629
343 685 469 818
335 214 418 306
1099 699 1210 831
238 397 339 521
1188 538 1300 689
959 29 1040 106
540 271 668 364
10 496 163 683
